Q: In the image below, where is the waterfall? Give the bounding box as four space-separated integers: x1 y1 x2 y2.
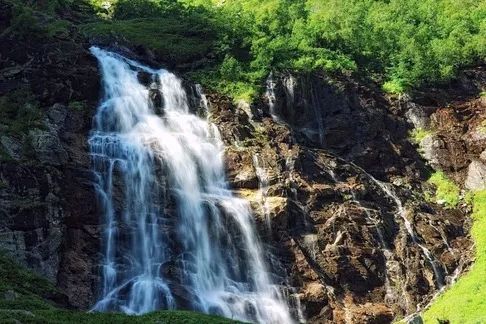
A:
252 154 272 232
349 163 445 289
89 47 294 323
327 169 401 307
265 72 279 120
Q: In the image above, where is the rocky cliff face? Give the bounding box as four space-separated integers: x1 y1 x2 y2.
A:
407 66 486 191
0 0 101 308
0 1 482 321
215 71 478 322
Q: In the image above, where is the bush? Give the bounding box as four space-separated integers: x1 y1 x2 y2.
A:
113 0 166 20
0 88 43 136
428 171 460 208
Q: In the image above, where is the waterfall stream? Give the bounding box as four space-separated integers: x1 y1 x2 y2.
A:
349 163 445 289
252 154 272 232
89 47 294 323
265 73 279 121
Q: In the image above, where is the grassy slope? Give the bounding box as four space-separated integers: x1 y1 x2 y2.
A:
0 254 237 324
423 190 486 323
80 17 216 66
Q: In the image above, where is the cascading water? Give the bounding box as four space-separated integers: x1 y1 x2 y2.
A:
265 72 279 121
89 47 294 323
252 154 272 232
349 163 445 289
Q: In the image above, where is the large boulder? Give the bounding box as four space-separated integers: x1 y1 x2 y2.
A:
465 160 486 191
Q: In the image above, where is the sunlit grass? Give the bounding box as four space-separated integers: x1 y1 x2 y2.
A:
427 171 461 208
409 127 433 145
423 190 486 323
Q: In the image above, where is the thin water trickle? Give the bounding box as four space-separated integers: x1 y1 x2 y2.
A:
265 72 279 121
89 47 294 323
327 169 401 306
349 163 445 289
253 153 272 232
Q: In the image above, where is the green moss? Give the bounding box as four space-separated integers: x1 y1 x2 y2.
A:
80 16 215 65
68 101 87 111
423 190 486 323
409 128 433 145
0 253 239 323
428 171 460 208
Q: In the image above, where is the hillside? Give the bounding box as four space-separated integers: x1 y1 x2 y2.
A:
0 253 237 323
0 0 485 323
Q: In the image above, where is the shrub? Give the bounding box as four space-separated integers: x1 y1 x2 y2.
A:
428 171 460 208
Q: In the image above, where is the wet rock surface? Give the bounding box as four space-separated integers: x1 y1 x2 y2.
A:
0 0 481 321
210 70 477 322
403 66 486 185
0 1 101 308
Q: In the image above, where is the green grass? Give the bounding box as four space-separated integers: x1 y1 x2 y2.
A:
382 80 406 95
423 190 486 323
0 253 238 323
0 309 240 323
427 171 461 208
80 16 216 65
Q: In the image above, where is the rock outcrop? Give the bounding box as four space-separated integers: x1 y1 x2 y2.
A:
403 66 486 186
212 70 475 322
0 0 101 308
0 0 481 322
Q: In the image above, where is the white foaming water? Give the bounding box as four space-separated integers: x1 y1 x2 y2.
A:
265 72 279 120
89 47 294 323
252 153 272 231
349 163 445 289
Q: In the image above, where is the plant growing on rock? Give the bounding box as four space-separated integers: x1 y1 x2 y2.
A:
427 171 460 208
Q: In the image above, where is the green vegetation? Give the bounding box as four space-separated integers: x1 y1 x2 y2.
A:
0 88 43 136
3 0 485 101
0 309 239 323
183 0 485 99
477 119 486 134
4 1 75 40
410 128 433 145
81 16 215 65
0 253 238 323
427 171 460 208
423 190 486 323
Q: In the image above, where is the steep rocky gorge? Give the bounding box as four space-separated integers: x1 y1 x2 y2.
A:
1 1 485 322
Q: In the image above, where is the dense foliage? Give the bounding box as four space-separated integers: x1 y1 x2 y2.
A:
182 0 485 98
7 0 483 100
